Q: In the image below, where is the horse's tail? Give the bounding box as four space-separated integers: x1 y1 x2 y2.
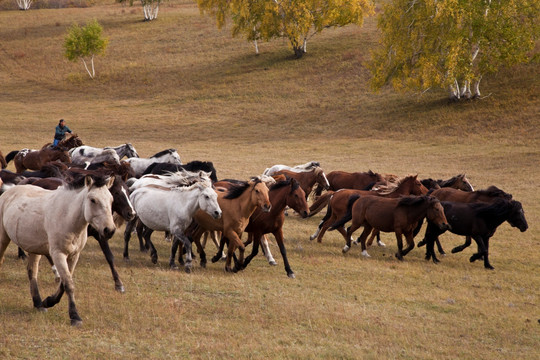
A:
308 191 334 217
5 150 19 164
329 194 361 231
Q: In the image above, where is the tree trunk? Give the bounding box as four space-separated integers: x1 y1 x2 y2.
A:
16 0 32 10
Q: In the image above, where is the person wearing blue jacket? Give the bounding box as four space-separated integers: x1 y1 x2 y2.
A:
53 119 73 146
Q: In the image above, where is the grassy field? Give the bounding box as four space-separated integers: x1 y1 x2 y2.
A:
0 1 539 359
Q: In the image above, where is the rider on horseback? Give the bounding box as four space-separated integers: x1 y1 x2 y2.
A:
53 119 73 146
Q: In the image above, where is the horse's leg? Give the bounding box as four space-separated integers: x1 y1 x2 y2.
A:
18 247 27 260
175 233 193 273
343 221 363 253
469 235 487 264
192 235 206 268
26 253 46 311
400 232 416 258
451 236 472 254
169 236 180 269
136 221 148 252
365 229 382 247
143 228 158 264
395 232 405 260
211 231 226 260
46 251 82 326
0 232 11 267
356 226 373 257
224 238 236 273
242 233 259 270
95 237 125 293
44 254 60 282
260 234 276 266
211 233 227 263
123 217 137 261
482 237 494 270
274 229 295 278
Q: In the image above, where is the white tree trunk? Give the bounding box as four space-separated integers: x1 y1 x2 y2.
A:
472 76 482 98
16 0 32 10
81 56 95 79
449 79 460 100
143 4 159 21
253 39 259 54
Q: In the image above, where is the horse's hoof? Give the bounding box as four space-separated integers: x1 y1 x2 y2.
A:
200 261 207 268
451 247 461 254
220 255 227 261
224 267 234 273
361 250 371 258
71 319 83 327
170 264 179 270
184 266 192 274
440 252 446 256
36 307 47 313
287 272 296 279
123 257 131 262
115 285 126 293
485 265 495 270
395 253 404 261
269 260 277 266
211 256 221 263
378 241 386 247
342 245 350 253
417 240 425 247
309 235 316 241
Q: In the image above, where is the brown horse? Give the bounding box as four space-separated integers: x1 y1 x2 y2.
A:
42 134 83 151
309 175 428 244
313 170 385 198
7 148 71 173
274 167 329 200
332 195 449 260
421 174 474 192
237 178 309 278
189 178 271 273
0 150 7 169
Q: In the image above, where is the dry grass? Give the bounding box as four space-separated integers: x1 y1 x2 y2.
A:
0 2 539 359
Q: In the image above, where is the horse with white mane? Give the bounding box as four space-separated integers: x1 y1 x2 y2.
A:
263 161 321 176
129 171 221 272
69 143 139 168
0 174 115 326
123 148 182 177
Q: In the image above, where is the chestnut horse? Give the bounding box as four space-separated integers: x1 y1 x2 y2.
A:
313 170 385 198
234 178 309 278
188 178 271 273
332 195 449 260
274 167 330 200
309 175 428 244
42 134 84 151
420 174 474 192
6 147 70 173
423 199 528 269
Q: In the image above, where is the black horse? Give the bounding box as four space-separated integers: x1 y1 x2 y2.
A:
141 160 218 182
423 198 528 269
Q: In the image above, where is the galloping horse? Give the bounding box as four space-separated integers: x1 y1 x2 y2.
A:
123 148 182 177
263 161 321 176
188 178 271 273
331 195 449 260
421 174 474 192
0 150 7 169
309 175 428 244
69 143 139 166
239 178 309 278
130 173 222 272
313 170 385 198
0 175 115 326
423 199 528 269
6 147 71 173
42 134 84 151
142 160 218 183
274 167 330 200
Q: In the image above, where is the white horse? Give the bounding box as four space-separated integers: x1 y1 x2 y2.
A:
0 175 115 326
70 148 121 168
129 174 221 272
123 148 182 177
263 161 321 176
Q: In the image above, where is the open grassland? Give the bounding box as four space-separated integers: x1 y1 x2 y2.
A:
0 1 539 359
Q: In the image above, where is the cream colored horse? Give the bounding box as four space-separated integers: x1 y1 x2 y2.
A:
0 175 115 326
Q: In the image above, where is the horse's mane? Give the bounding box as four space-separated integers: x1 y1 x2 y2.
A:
293 161 320 171
397 195 430 207
163 170 211 188
64 173 110 190
150 149 176 158
224 178 263 200
270 178 299 192
437 174 464 188
87 161 136 180
473 198 515 219
373 175 415 195
475 185 512 200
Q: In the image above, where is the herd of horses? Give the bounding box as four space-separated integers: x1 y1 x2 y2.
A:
0 135 529 326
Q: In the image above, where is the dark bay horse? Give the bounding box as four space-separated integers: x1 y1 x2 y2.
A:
142 160 218 183
6 147 70 173
423 199 528 269
332 195 449 260
231 178 309 278
313 170 385 198
0 150 7 169
309 175 428 244
274 167 330 200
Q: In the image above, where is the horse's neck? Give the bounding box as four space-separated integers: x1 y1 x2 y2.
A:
404 202 430 223
48 188 89 234
269 187 288 214
237 187 260 219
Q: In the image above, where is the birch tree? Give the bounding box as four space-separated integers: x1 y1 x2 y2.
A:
64 20 109 79
16 0 32 10
368 0 540 100
117 0 162 21
197 0 375 58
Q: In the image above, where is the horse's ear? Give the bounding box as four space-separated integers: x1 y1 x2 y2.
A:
84 175 94 188
106 176 115 189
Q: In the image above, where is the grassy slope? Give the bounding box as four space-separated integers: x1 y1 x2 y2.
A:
0 2 539 359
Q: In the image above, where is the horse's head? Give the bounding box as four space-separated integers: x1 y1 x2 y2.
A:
126 143 139 158
83 175 116 239
314 168 330 190
426 196 451 231
53 149 71 164
198 183 222 219
109 176 136 221
168 150 182 165
409 175 429 195
453 174 474 192
250 177 271 212
507 200 528 232
286 178 309 218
